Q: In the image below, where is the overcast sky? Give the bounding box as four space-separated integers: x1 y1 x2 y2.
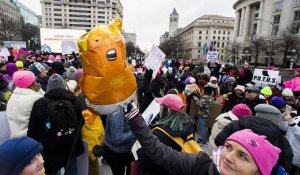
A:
19 0 236 50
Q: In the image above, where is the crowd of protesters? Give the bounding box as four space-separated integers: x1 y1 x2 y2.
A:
0 53 299 175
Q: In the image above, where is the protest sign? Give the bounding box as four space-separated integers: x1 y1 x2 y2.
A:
207 51 218 63
0 47 10 61
142 99 160 126
61 41 78 55
144 45 166 78
252 69 279 86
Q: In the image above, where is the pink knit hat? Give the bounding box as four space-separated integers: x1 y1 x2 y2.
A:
13 71 36 88
295 68 300 73
155 94 184 112
226 129 281 175
231 104 252 118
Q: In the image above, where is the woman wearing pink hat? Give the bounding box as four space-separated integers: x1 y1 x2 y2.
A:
120 103 282 175
6 71 44 138
284 68 300 98
135 94 195 175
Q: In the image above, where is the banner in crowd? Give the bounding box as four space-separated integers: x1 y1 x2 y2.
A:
40 28 86 53
144 45 166 78
4 41 26 49
252 69 279 86
207 51 218 63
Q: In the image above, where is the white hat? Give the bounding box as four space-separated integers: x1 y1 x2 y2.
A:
282 88 293 97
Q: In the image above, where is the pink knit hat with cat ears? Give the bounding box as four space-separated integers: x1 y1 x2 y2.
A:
226 129 281 175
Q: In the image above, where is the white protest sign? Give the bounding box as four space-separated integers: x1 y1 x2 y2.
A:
142 99 161 126
61 40 79 55
144 45 166 78
252 69 279 86
4 41 26 49
132 59 136 67
207 51 218 63
0 47 10 61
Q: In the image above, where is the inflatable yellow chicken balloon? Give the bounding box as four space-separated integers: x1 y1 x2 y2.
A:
77 18 137 115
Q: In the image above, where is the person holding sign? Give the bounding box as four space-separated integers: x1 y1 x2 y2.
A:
121 102 281 175
237 63 253 86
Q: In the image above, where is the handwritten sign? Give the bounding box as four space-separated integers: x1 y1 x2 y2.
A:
252 69 279 86
144 45 166 78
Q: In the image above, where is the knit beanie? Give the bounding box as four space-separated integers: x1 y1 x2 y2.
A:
0 136 43 175
295 68 300 73
271 96 287 109
6 63 18 76
227 77 236 82
282 88 293 97
231 104 252 118
15 61 24 69
234 85 245 93
74 69 83 82
255 104 282 124
67 66 77 80
46 73 66 93
64 62 73 69
13 71 36 88
30 62 46 76
226 129 281 175
260 86 272 96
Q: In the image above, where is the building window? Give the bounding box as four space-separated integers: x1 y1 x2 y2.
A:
274 1 283 12
217 42 220 47
206 36 208 40
218 31 221 34
272 15 280 35
199 31 202 34
214 30 216 34
213 36 216 40
199 36 202 40
296 0 300 6
206 31 208 34
223 36 225 40
198 50 201 53
218 36 220 40
253 23 258 34
223 31 225 34
228 31 230 35
293 10 300 33
222 42 225 48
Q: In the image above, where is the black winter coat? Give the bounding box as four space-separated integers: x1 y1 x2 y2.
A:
215 117 293 173
28 88 84 173
242 97 266 115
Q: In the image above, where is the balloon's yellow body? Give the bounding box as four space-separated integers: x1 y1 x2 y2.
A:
77 18 137 114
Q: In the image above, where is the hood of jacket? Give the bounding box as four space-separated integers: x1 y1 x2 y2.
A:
45 88 75 103
158 119 194 138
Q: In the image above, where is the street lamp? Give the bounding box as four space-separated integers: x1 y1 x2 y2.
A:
290 49 296 69
254 18 274 67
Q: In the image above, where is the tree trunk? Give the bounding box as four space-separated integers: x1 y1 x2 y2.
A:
282 49 288 68
255 50 259 67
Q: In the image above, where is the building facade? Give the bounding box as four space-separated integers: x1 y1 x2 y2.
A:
40 0 123 31
0 0 21 41
233 0 300 65
0 0 20 21
175 15 234 60
12 0 39 26
123 31 136 45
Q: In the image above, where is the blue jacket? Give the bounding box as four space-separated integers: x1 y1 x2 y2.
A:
104 110 136 153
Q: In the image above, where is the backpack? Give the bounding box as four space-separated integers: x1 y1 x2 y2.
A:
42 98 79 149
153 127 201 154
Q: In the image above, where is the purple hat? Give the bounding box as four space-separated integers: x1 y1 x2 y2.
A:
6 63 18 76
74 69 83 82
